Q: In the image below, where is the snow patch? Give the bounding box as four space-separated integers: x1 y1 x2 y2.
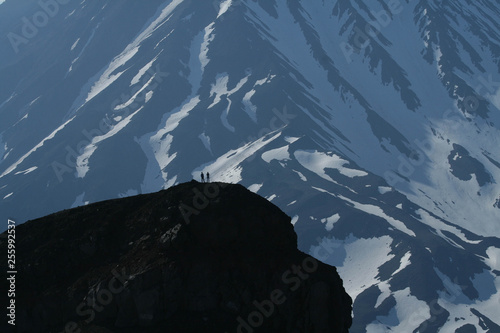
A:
131 55 160 86
339 195 416 237
148 96 200 181
66 0 183 116
320 236 395 302
284 136 300 144
193 132 282 183
144 90 154 103
416 209 481 247
0 92 16 110
210 74 249 107
393 252 411 275
367 288 431 333
200 23 215 72
378 186 392 194
0 117 75 178
242 89 258 122
267 194 277 201
14 167 38 175
0 133 7 162
216 0 232 18
375 281 392 308
71 38 80 51
295 150 368 182
157 96 200 134
248 183 263 193
484 247 500 271
208 74 249 132
241 74 276 122
321 213 340 231
137 21 205 191
293 170 307 181
76 107 144 178
199 132 213 154
261 145 290 163
67 23 100 76
435 267 500 330
65 9 76 19
115 74 158 110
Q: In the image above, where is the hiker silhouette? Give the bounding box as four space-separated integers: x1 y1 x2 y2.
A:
201 172 205 183
207 172 210 183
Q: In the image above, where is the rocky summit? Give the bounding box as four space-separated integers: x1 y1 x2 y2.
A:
0 181 352 332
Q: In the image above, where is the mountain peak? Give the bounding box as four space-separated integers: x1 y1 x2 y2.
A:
1 181 352 332
1 0 499 331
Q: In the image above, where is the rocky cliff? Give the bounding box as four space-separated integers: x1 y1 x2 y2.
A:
1 181 352 332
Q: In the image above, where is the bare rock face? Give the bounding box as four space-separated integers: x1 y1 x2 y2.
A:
1 181 352 332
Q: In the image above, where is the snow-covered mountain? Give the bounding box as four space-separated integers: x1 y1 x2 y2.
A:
1 0 500 331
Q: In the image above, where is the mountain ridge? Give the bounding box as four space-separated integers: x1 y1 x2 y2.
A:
0 181 352 333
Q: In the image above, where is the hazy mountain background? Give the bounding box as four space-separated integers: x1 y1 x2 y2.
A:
1 0 500 331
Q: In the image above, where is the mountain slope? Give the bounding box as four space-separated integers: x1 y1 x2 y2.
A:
1 0 500 331
0 181 352 332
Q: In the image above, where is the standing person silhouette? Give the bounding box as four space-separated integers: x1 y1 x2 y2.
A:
206 172 210 183
201 172 205 183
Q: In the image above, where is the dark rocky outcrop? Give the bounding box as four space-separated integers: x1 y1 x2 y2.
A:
1 181 352 332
